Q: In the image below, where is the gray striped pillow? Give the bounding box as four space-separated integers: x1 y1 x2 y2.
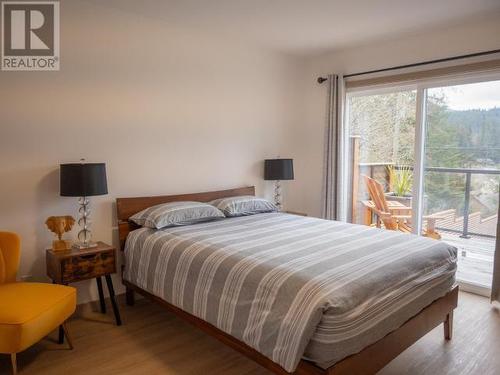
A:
210 196 277 217
130 201 225 229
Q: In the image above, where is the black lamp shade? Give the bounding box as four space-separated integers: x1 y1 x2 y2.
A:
264 159 294 180
60 163 108 197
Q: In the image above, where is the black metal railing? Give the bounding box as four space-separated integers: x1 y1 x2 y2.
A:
424 167 500 238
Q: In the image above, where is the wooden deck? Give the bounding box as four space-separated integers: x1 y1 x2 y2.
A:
441 231 495 288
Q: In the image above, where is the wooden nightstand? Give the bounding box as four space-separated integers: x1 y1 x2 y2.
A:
46 242 122 326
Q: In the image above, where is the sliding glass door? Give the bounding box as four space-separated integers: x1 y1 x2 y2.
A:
421 80 500 291
345 76 500 292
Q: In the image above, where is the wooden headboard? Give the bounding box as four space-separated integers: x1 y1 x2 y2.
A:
116 186 255 250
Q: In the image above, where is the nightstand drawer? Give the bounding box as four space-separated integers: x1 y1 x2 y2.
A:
60 249 115 283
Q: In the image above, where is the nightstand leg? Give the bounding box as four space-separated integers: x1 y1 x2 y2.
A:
96 277 107 313
105 275 122 326
58 325 64 344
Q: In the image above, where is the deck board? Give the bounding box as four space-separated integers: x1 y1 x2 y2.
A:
441 231 495 288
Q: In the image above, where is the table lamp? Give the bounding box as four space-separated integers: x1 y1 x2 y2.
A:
264 158 294 210
60 160 108 249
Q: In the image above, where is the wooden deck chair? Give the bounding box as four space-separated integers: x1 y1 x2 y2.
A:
361 175 443 239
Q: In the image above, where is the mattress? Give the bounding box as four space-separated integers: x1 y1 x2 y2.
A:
123 212 457 372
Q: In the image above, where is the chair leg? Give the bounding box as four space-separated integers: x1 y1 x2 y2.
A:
423 219 442 240
58 324 64 344
444 311 453 340
62 322 74 349
11 353 17 375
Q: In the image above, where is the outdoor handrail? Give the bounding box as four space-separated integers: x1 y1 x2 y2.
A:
424 166 500 175
359 163 500 175
422 166 499 238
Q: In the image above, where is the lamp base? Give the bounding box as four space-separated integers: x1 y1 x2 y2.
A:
72 241 98 249
75 196 96 250
274 180 282 211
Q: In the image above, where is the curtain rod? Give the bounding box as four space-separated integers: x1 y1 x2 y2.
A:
317 48 500 83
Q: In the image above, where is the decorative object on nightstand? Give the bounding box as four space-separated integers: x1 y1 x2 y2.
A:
46 241 122 326
60 160 108 249
264 158 294 210
45 215 75 251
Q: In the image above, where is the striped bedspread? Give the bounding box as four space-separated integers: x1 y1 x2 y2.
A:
124 213 457 372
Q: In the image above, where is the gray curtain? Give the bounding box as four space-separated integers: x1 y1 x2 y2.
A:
322 74 343 220
491 191 500 302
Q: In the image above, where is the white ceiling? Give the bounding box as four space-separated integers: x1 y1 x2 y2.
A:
89 0 500 55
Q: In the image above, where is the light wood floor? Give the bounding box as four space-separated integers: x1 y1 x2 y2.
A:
1 291 499 375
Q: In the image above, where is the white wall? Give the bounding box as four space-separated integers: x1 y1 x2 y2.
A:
2 0 499 304
0 0 305 303
294 14 500 217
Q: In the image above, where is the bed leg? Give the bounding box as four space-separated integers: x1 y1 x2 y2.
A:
444 311 453 340
126 287 135 306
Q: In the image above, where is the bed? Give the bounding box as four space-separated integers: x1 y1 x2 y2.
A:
116 186 458 375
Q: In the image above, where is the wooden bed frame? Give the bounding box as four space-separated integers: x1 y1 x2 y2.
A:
116 186 458 375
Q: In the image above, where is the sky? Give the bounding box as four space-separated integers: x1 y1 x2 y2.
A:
430 79 500 111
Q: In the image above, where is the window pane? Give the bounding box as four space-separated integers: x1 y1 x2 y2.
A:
347 89 416 225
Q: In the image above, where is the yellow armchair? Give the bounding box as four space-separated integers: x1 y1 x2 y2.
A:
0 232 77 374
